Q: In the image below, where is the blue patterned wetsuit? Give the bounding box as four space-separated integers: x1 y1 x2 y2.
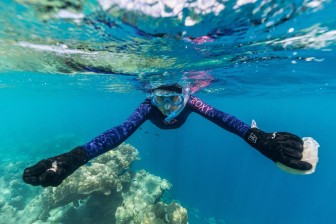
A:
82 95 250 159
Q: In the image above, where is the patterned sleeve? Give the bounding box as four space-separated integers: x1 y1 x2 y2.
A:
187 95 250 138
82 99 153 159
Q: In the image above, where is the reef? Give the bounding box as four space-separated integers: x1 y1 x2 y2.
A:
15 0 85 21
0 143 188 224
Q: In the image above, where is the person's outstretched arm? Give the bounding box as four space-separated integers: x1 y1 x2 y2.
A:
188 95 312 171
23 99 153 187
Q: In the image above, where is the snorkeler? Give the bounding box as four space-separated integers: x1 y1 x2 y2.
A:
23 83 314 187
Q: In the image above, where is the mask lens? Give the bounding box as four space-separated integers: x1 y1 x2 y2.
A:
153 95 164 105
151 90 184 107
170 95 183 105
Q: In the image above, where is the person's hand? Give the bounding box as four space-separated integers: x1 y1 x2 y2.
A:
23 147 88 187
244 128 312 170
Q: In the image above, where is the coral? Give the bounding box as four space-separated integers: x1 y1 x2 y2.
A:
115 170 187 224
153 202 188 224
0 142 188 223
42 143 138 209
15 0 84 20
0 160 45 224
115 169 171 223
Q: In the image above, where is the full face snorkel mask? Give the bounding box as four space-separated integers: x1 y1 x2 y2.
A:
151 84 190 122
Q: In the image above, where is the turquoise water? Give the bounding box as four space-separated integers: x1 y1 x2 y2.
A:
1 0 336 223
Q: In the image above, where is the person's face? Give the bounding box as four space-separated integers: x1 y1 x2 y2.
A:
151 90 184 116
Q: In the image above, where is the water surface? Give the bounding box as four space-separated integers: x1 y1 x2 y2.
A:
1 0 336 223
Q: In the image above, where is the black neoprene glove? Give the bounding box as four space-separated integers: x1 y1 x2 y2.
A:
22 146 88 187
244 128 312 170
